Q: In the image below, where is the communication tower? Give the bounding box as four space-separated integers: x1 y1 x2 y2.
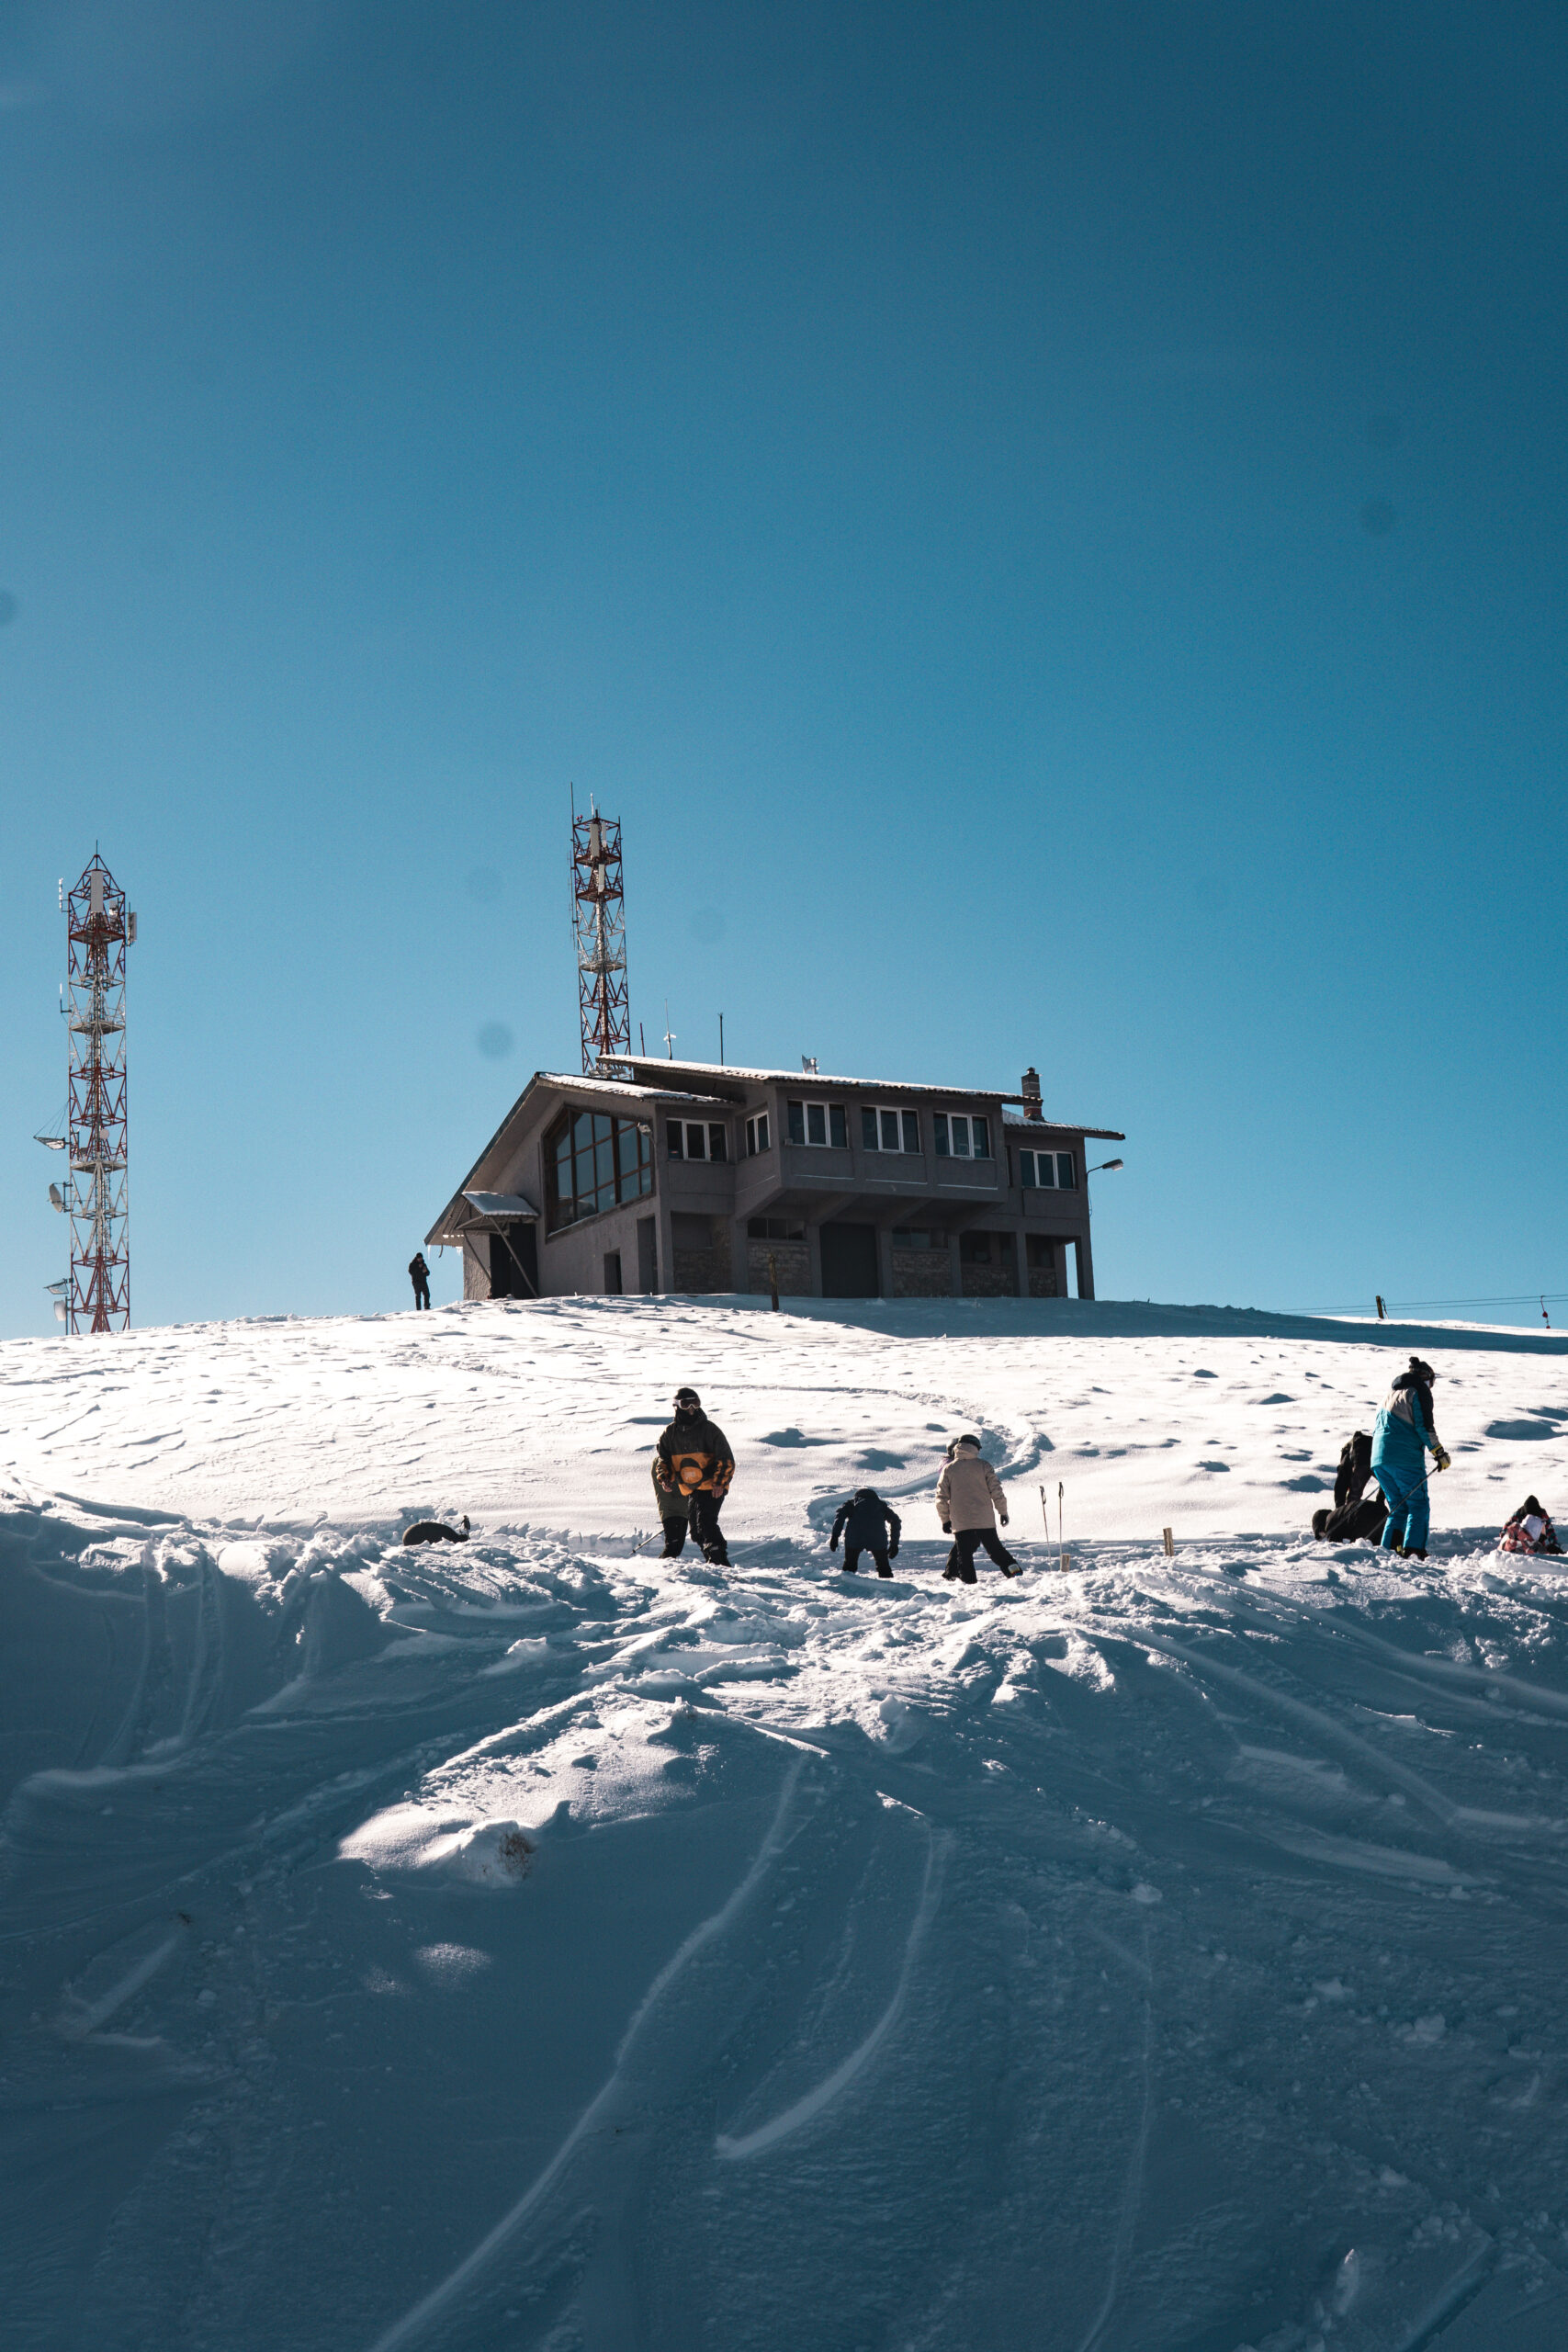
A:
63 854 133 1332
571 807 630 1073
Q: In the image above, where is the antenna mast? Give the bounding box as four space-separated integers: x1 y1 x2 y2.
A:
571 807 630 1073
64 854 132 1333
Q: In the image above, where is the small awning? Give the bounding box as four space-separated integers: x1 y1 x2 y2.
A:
462 1190 537 1220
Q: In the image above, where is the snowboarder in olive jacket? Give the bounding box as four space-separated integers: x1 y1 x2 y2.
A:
654 1387 735 1566
1370 1357 1450 1560
936 1436 1019 1582
829 1489 902 1577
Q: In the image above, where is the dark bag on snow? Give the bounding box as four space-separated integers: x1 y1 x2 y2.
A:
1314 1492 1389 1544
1314 1432 1388 1542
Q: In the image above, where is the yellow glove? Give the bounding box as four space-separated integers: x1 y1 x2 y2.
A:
1433 1447 1451 1473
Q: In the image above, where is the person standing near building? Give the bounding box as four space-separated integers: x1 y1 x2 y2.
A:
937 1435 1020 1582
829 1487 902 1577
408 1250 432 1309
655 1386 735 1566
1371 1355 1450 1561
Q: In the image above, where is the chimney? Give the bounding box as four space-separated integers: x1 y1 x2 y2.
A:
1021 1066 1043 1122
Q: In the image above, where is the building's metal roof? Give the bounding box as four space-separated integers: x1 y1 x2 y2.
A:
626 1056 1006 1102
1000 1117 1126 1142
537 1072 735 1109
626 1057 1123 1133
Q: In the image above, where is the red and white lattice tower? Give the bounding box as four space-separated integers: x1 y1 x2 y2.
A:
571 808 630 1073
64 854 133 1333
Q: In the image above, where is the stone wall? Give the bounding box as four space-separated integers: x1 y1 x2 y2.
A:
671 1243 733 1292
671 1213 733 1294
891 1248 952 1298
746 1239 813 1295
960 1260 1019 1298
1027 1267 1060 1298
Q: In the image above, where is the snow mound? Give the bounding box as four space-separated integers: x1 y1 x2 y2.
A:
339 1804 537 1885
6 1298 1568 2350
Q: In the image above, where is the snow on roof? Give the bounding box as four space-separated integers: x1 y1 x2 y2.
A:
536 1072 736 1108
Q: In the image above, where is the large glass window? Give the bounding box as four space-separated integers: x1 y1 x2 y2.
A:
748 1216 805 1239
546 1107 653 1231
745 1112 771 1156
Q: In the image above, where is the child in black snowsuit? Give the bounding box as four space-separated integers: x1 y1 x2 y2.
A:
829 1489 902 1577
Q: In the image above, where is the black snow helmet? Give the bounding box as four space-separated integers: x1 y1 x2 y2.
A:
674 1386 702 1409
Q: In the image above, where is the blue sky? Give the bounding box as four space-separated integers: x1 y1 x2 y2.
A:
2 1 1563 1337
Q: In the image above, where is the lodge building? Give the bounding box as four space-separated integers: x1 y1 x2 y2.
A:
426 1057 1123 1303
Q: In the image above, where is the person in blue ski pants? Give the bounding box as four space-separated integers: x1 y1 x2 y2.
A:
1370 1356 1451 1560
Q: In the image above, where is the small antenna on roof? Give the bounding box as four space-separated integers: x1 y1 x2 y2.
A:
663 1001 675 1058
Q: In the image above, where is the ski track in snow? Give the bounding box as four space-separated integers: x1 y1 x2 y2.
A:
4 1295 1568 2349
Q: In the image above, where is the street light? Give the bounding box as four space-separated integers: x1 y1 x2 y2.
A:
1088 1159 1123 1175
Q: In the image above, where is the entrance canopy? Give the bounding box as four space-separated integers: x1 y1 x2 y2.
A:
461 1190 537 1219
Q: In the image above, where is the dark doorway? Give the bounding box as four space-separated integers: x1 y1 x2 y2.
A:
637 1217 658 1294
604 1250 623 1295
489 1222 538 1298
819 1220 879 1298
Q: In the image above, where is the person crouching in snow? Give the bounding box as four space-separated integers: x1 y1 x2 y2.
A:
1370 1356 1450 1561
1501 1496 1562 1555
937 1436 1019 1583
829 1488 902 1577
655 1386 735 1566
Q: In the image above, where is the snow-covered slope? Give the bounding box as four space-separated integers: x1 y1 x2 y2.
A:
5 1297 1568 2352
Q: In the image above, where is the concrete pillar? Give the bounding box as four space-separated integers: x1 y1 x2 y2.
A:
1075 1231 1095 1300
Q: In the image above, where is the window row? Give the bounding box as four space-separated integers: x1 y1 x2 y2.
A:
783 1100 993 1159
546 1109 653 1231
747 1216 806 1240
1017 1147 1077 1190
667 1121 728 1162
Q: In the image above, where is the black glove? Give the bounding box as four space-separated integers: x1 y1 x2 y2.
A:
888 1544 899 1560
941 1521 951 1535
829 1539 839 1551
1433 1448 1451 1473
